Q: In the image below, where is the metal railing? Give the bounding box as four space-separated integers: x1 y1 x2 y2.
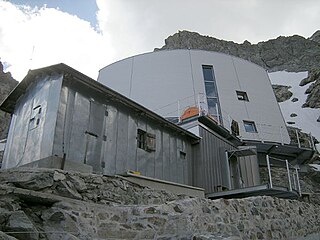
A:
153 92 316 150
265 155 301 195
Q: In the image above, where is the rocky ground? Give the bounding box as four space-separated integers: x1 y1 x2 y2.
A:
0 168 319 240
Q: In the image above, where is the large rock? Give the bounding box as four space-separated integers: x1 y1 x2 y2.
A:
5 211 38 240
272 84 293 102
0 231 18 240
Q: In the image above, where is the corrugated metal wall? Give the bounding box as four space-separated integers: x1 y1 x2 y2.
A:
193 125 236 193
53 82 194 185
193 125 260 194
3 74 63 168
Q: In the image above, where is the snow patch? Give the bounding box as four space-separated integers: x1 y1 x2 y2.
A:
268 71 320 151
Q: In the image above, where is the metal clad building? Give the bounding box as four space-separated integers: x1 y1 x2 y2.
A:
98 49 290 145
1 64 198 185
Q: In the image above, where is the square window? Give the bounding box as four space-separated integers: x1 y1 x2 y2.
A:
236 91 249 101
137 129 156 152
243 120 257 133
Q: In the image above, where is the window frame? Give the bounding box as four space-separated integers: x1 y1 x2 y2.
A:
236 91 249 101
137 129 156 152
243 120 258 133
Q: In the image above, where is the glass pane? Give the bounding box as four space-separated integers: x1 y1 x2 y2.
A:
244 121 257 132
207 98 218 115
205 82 217 97
202 66 214 81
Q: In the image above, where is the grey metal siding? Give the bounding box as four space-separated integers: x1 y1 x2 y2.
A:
193 125 236 194
52 81 194 184
3 74 63 168
193 125 260 194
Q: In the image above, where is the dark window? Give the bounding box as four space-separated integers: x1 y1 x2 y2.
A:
243 120 257 133
205 82 217 97
137 129 156 152
236 91 249 101
179 151 186 160
202 65 222 124
137 129 146 149
207 98 218 115
202 65 215 81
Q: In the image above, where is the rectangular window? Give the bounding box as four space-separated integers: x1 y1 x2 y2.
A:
137 129 156 152
202 65 222 124
236 91 249 101
179 151 186 160
243 120 257 133
137 129 146 149
202 65 215 81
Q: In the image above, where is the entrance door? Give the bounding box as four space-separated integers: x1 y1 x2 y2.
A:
229 156 241 189
84 101 106 173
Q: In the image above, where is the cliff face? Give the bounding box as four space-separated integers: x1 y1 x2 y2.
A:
156 30 320 72
0 62 18 139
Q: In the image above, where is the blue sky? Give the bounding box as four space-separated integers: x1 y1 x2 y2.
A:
1 0 320 81
9 0 98 27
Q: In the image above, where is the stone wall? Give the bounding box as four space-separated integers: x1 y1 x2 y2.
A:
0 168 319 240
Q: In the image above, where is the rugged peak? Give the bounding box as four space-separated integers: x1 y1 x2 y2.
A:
309 30 320 43
156 30 320 72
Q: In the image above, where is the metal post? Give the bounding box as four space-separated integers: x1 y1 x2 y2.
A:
309 133 315 150
292 171 297 190
285 160 292 191
228 115 232 133
215 103 220 125
295 168 302 196
225 151 232 190
197 94 201 116
266 155 273 188
295 129 301 148
177 100 181 123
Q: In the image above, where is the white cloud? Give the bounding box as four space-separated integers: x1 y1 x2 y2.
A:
96 0 320 62
0 1 115 80
1 0 320 80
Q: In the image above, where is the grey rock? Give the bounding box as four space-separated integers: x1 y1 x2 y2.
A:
156 30 320 72
272 85 293 102
309 30 320 43
0 169 54 191
0 231 18 240
5 211 39 240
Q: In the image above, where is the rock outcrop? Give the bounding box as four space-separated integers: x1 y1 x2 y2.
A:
0 168 320 240
156 30 320 73
272 85 293 103
0 62 18 140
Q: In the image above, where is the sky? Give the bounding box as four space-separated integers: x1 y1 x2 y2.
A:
1 0 320 81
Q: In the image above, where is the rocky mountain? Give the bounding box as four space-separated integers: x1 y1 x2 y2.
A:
0 61 18 139
156 30 320 72
156 31 320 145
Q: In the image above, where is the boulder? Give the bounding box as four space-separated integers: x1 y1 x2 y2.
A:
5 211 38 240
